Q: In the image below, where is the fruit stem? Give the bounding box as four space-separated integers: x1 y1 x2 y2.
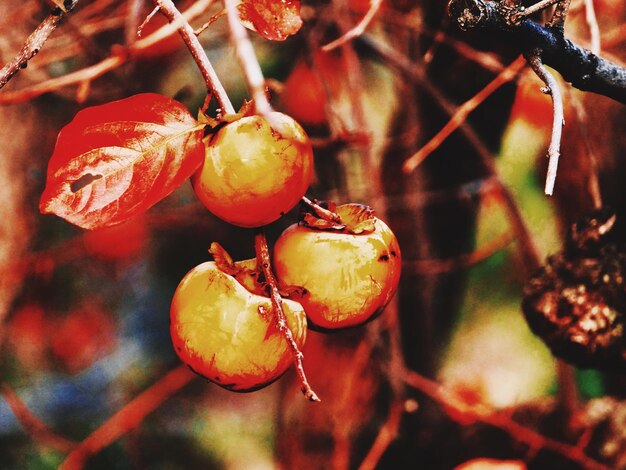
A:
254 231 320 402
301 196 343 225
153 0 235 114
223 0 273 118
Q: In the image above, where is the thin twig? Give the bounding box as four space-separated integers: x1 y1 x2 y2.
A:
447 0 626 103
525 50 564 196
125 0 144 44
322 0 383 52
194 8 226 36
514 0 561 21
546 0 571 29
1 383 76 453
582 0 600 54
403 229 515 274
568 89 603 209
223 0 272 117
0 0 217 104
360 34 541 272
254 231 320 402
357 401 404 470
402 55 526 174
0 0 80 90
136 5 160 38
154 0 234 114
58 365 195 470
403 370 608 470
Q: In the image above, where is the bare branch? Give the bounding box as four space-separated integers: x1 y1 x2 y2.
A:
514 0 561 21
0 0 80 90
1 383 76 453
0 0 217 105
403 369 609 470
525 50 564 196
254 232 320 402
59 365 195 470
447 0 626 103
359 34 541 272
322 0 383 52
154 0 234 114
223 0 272 117
357 401 404 470
402 55 526 174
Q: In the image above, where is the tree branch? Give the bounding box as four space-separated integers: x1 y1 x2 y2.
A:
154 0 234 114
525 50 564 195
447 0 626 103
59 365 195 470
253 231 320 402
0 0 80 90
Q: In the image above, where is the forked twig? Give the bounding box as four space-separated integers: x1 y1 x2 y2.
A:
402 55 526 174
0 0 216 104
403 370 608 470
322 0 383 51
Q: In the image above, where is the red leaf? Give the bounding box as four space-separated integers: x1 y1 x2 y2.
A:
39 93 205 230
238 0 303 41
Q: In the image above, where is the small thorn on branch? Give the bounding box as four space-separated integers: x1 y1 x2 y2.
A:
254 231 320 402
525 50 564 196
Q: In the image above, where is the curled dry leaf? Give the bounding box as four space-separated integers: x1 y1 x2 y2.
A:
336 203 376 234
300 201 376 234
302 212 345 231
209 242 266 296
208 242 237 275
238 0 303 41
39 93 205 230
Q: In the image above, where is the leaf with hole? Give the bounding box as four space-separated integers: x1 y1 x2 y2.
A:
238 0 303 41
39 93 205 230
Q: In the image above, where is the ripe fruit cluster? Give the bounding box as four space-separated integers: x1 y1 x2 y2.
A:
171 110 401 394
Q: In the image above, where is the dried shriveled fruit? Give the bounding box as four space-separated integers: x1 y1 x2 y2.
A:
522 209 626 371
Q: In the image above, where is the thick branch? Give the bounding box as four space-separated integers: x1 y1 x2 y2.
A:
0 1 80 90
447 0 626 103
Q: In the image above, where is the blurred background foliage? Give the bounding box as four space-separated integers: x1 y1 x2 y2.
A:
0 0 625 468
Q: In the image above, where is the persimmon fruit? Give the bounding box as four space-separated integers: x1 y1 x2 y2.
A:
170 261 307 391
191 112 314 228
273 208 401 330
